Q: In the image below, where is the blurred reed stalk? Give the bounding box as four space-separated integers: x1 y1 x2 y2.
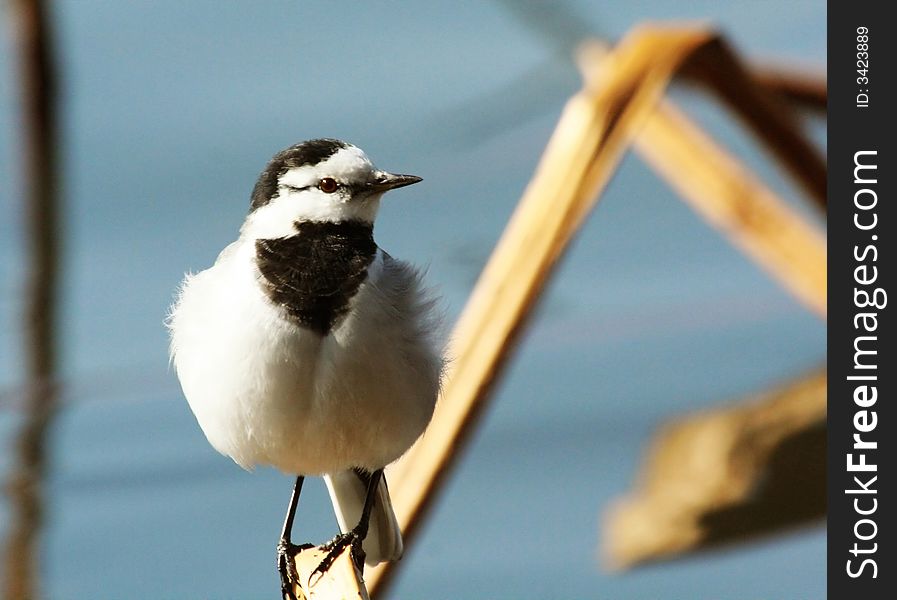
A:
3 1 61 599
752 64 827 114
604 368 827 568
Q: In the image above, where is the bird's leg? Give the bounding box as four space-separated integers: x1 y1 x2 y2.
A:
277 475 308 600
311 469 383 580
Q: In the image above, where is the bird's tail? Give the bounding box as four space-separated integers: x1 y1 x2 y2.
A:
324 469 403 565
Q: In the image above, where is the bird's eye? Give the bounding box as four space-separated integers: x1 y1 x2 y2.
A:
318 178 339 193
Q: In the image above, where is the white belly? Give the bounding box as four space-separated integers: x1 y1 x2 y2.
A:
169 242 441 474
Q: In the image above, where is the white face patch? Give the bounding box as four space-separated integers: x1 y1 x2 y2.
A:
241 145 386 240
278 145 376 190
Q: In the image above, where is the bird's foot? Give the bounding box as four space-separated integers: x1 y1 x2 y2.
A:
277 539 312 600
309 529 366 585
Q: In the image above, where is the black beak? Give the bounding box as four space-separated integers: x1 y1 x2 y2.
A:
367 172 422 193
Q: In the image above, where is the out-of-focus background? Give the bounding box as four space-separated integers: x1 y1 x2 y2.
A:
1 1 825 598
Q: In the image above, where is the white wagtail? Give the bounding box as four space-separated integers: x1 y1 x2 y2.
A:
168 139 443 597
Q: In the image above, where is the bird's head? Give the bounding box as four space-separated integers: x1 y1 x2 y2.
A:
241 138 421 239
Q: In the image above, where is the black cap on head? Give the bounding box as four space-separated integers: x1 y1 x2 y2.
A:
249 139 350 212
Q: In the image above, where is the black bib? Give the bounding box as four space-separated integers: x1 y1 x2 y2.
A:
255 220 377 335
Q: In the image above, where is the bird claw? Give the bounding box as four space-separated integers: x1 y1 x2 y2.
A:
308 530 366 586
277 539 310 600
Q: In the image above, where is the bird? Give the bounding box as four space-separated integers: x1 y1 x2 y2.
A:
167 139 443 598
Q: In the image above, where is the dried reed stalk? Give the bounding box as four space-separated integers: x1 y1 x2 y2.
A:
635 100 826 316
674 36 827 208
288 545 369 600
603 369 826 569
751 65 826 113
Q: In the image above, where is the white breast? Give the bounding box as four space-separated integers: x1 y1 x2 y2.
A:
169 243 442 475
